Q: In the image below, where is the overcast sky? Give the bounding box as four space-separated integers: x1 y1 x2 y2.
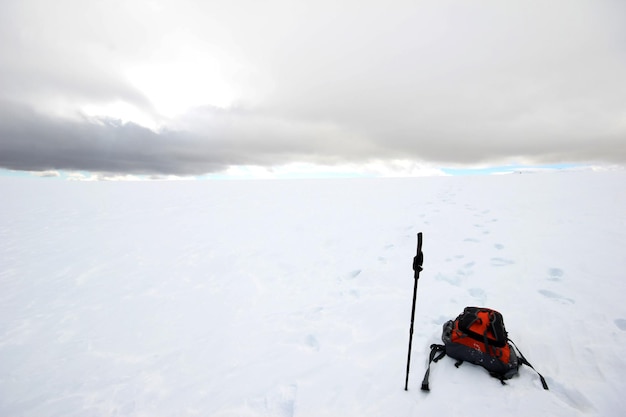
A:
1 0 625 177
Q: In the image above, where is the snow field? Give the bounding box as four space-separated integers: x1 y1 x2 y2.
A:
1 171 626 416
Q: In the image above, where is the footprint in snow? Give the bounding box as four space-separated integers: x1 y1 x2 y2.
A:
251 384 298 417
431 315 450 325
614 319 626 331
305 334 320 351
468 288 487 304
494 243 504 250
538 289 575 304
490 257 515 266
457 262 475 277
445 255 465 263
547 268 564 281
348 269 361 279
435 272 461 286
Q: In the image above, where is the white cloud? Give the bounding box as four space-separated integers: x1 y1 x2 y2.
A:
32 170 61 177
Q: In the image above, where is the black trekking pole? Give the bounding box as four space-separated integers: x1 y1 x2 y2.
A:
404 232 424 390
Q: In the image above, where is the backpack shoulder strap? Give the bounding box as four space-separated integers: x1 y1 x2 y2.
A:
509 339 549 390
421 344 446 391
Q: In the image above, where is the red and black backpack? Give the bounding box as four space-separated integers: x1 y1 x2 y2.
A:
421 307 549 391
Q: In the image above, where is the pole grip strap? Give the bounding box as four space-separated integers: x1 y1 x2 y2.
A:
421 344 446 391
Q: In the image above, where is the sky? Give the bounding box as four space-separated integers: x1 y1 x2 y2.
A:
0 0 625 178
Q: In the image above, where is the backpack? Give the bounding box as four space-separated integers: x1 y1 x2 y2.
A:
421 307 549 391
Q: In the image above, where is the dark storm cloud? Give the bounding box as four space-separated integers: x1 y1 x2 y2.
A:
0 101 378 175
1 0 625 175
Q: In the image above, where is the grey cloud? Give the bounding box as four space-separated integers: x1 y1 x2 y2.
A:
0 101 376 175
0 102 221 175
2 99 624 176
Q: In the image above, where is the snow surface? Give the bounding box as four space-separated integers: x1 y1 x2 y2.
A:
1 171 626 416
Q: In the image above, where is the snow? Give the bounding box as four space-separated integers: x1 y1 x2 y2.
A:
1 171 626 416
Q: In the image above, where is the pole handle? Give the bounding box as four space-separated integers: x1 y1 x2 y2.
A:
413 232 423 277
